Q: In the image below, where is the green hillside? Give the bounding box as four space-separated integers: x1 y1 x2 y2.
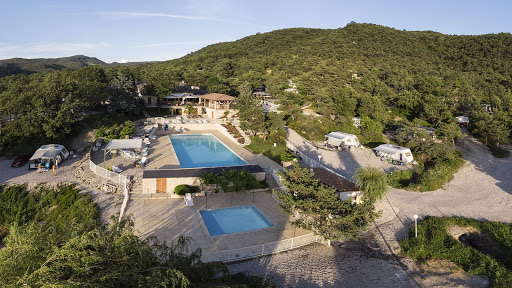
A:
139 23 512 101
0 55 106 77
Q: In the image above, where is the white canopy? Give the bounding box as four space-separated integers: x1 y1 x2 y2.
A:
373 144 410 155
104 139 143 150
456 116 469 123
30 149 61 160
326 131 354 140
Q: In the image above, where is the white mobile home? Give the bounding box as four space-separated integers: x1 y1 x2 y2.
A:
325 131 360 148
373 144 414 164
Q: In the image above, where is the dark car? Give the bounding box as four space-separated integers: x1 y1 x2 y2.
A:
11 155 31 168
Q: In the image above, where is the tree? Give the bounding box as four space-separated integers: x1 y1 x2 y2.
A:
438 122 464 148
276 163 379 240
184 103 195 116
354 166 388 202
108 72 143 114
233 81 258 120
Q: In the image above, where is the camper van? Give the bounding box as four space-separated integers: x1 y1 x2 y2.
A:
325 131 360 149
29 144 70 169
373 144 414 165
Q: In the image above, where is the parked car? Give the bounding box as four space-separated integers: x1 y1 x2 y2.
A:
11 155 31 167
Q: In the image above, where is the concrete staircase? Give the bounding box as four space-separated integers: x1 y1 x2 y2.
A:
129 177 172 199
265 172 281 191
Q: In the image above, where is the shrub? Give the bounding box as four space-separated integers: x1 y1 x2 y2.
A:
200 169 263 192
281 151 294 162
174 184 199 196
401 217 512 287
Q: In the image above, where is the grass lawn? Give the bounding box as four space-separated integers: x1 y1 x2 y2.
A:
245 136 287 164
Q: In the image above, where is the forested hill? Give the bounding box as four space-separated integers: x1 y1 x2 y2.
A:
0 55 106 77
143 23 512 102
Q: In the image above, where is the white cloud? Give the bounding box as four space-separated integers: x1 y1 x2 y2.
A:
119 58 128 63
100 11 206 20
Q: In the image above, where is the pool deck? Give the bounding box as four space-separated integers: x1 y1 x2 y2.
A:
126 191 311 257
114 127 309 259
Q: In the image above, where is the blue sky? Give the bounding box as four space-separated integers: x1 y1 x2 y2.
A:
1 0 511 63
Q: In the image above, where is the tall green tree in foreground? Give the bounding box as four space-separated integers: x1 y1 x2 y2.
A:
354 166 388 202
276 164 378 240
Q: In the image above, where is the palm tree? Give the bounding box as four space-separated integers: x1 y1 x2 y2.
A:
354 166 388 202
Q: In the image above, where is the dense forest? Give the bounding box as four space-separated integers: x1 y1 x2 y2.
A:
1 23 512 155
0 55 154 77
0 55 105 77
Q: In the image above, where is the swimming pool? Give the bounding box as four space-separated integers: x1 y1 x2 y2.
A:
169 134 247 168
200 206 274 236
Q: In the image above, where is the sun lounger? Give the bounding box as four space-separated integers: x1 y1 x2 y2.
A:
181 128 187 132
112 166 123 173
184 193 194 206
176 116 181 120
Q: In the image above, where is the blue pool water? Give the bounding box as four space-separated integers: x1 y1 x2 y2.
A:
169 134 247 168
200 206 274 236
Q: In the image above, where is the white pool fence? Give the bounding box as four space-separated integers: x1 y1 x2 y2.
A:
202 233 329 263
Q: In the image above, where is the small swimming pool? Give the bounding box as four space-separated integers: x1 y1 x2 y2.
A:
200 205 274 236
170 134 247 168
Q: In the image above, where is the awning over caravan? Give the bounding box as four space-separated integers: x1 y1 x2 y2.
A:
104 139 143 150
373 144 409 155
30 149 61 160
326 132 350 140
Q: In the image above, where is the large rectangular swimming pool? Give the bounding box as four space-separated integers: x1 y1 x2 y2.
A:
200 205 274 236
169 134 247 168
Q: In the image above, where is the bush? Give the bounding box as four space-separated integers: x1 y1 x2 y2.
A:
280 151 294 162
94 121 135 140
490 145 510 158
388 156 464 192
401 217 512 287
200 169 263 192
174 184 199 196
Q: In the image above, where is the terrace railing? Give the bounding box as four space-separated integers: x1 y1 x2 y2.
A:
88 157 130 222
202 233 329 263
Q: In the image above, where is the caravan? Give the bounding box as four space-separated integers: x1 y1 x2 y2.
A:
373 144 414 165
28 144 70 169
325 131 360 149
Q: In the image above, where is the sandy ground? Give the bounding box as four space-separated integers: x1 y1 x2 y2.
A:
227 128 509 288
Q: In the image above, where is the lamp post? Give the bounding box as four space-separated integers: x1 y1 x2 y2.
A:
413 214 419 238
317 155 322 168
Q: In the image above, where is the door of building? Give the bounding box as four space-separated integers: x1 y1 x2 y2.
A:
156 178 167 193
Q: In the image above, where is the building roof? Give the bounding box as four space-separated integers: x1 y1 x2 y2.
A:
164 93 199 99
143 164 264 178
104 139 143 150
200 93 235 101
312 168 358 192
